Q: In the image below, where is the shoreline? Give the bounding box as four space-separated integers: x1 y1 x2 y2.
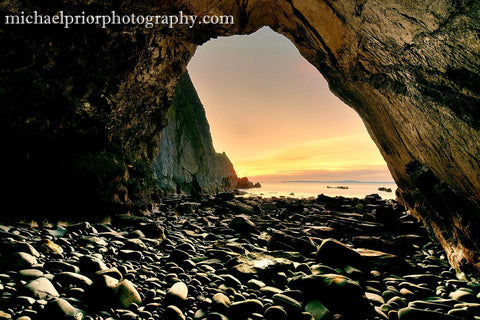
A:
237 181 398 200
0 193 477 320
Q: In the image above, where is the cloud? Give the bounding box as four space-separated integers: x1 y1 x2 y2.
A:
234 134 390 178
250 167 395 183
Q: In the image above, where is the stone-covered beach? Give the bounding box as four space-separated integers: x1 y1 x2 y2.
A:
1 193 478 320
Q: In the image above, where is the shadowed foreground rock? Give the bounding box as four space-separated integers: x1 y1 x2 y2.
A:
1 194 479 320
1 1 479 271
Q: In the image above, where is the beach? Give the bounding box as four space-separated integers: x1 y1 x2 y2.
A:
0 192 475 320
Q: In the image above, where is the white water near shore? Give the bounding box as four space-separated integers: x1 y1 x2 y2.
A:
240 181 397 200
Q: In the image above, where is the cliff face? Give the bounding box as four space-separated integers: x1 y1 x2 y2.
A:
1 0 480 271
153 72 237 195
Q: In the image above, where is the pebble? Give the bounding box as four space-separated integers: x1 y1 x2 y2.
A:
264 306 287 320
272 293 303 313
167 282 188 304
5 252 38 269
212 293 231 311
18 269 44 280
316 238 368 272
24 277 59 299
44 261 80 273
229 215 256 233
0 193 472 320
54 272 93 288
116 279 142 308
0 311 11 320
230 299 264 317
37 239 64 255
42 298 84 320
398 307 457 320
449 289 477 302
164 305 185 320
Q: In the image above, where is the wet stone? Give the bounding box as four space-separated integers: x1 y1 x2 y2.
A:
316 238 368 272
229 215 256 233
54 272 93 289
449 289 478 303
167 282 188 304
230 299 264 317
5 252 37 270
15 295 36 306
398 307 458 320
264 306 288 320
116 279 142 309
164 305 186 320
79 255 108 275
37 239 64 255
206 312 229 320
24 277 59 299
44 261 80 273
18 269 44 280
212 293 231 311
42 298 84 320
247 279 265 290
272 293 303 313
118 249 144 260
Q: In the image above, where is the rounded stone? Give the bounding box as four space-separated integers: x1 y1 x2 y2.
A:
42 298 84 320
164 305 186 320
18 269 44 280
24 277 59 299
264 306 288 320
272 294 302 312
116 279 142 308
167 282 188 304
398 307 457 320
316 238 368 272
230 299 264 317
212 293 231 310
54 272 93 289
6 252 37 269
206 312 229 320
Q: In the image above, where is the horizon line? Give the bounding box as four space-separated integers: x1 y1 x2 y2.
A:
280 180 396 184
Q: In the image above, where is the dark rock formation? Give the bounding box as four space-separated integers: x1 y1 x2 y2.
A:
153 71 237 195
1 1 480 271
235 177 262 189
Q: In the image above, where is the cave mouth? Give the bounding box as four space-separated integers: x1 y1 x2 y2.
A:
185 26 395 198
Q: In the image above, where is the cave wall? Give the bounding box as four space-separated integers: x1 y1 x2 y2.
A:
153 71 238 195
1 0 480 271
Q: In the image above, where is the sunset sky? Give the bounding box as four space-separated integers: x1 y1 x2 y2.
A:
188 27 393 182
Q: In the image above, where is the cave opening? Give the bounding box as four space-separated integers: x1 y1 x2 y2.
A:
184 26 396 198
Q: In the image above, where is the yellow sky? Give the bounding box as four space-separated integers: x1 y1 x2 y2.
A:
188 27 393 182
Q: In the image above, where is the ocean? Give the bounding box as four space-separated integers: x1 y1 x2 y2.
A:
239 181 397 200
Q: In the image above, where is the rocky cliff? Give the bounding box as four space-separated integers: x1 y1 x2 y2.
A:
1 0 480 272
153 71 237 195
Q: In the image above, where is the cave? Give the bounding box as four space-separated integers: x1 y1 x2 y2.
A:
1 0 480 277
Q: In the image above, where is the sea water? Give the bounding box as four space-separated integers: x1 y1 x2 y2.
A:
240 181 397 200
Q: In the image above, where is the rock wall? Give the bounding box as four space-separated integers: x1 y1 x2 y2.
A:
153 71 238 195
1 0 480 271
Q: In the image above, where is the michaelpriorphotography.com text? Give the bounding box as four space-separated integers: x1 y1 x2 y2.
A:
4 10 235 29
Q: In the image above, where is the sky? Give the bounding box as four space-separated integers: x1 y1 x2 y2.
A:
187 27 394 183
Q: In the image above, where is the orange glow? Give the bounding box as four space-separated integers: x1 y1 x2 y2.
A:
188 27 393 182
235 135 387 177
